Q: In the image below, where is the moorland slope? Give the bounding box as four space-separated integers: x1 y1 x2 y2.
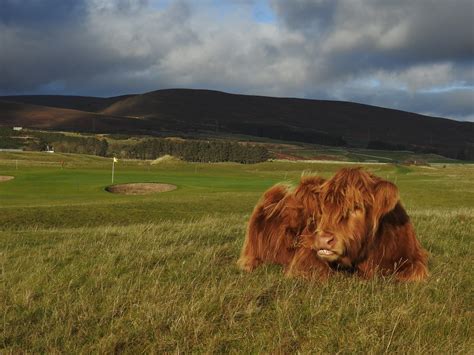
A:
1 89 472 158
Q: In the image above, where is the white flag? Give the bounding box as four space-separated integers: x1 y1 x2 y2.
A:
113 157 118 163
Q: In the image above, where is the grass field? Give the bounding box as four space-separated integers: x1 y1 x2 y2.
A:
0 151 473 353
273 144 461 163
6 127 464 165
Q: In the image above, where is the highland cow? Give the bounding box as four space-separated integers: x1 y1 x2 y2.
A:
310 167 428 281
237 175 326 273
238 168 428 282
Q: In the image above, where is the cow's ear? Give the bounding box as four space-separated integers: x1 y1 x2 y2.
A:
371 180 399 231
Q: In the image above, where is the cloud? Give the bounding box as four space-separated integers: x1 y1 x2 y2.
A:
269 0 337 33
0 0 473 121
331 84 474 122
271 0 474 63
0 0 86 26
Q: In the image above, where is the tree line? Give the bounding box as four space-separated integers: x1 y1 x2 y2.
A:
118 139 270 163
0 127 23 149
28 132 270 163
29 132 109 156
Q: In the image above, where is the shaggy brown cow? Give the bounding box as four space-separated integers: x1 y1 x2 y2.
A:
238 167 428 282
310 167 429 281
237 175 325 273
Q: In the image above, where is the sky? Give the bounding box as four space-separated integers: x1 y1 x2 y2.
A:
1 0 473 121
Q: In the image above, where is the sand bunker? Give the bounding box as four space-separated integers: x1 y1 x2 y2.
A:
0 176 14 182
106 183 177 195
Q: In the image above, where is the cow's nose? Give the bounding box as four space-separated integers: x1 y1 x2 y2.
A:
318 232 336 249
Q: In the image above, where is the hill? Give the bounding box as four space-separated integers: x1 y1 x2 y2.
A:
0 94 133 112
0 100 151 132
1 89 473 159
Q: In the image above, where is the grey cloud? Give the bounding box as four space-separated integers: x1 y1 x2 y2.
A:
0 0 472 121
0 0 87 26
272 0 474 65
387 0 474 63
0 0 195 94
332 85 474 121
86 0 149 14
270 0 337 33
269 0 474 120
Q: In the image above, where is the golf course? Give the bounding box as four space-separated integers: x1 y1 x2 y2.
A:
0 151 472 353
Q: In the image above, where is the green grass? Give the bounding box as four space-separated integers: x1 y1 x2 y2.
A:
0 152 473 353
9 127 463 164
276 144 461 163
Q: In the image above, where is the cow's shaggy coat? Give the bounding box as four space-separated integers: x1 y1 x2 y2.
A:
237 176 326 275
238 168 428 281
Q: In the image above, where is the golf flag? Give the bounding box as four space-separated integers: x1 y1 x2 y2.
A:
112 157 117 183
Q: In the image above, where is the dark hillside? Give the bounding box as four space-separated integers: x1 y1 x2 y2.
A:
0 100 150 132
101 89 473 157
0 94 135 113
1 89 472 159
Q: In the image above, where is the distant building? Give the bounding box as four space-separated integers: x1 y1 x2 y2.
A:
13 127 23 131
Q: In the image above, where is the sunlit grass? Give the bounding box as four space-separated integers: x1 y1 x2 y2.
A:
0 153 472 352
1 212 472 353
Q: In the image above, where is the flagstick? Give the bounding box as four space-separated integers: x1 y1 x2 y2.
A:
112 159 115 184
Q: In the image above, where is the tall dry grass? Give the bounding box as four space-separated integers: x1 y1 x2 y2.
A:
1 210 472 353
